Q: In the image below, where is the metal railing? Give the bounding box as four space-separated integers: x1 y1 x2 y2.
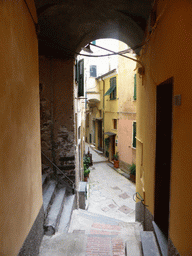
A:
133 192 148 207
41 151 75 192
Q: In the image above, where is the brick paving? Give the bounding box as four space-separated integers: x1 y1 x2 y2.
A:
86 222 125 256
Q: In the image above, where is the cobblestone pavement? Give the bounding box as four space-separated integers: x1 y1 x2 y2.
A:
68 209 142 256
39 144 141 256
68 144 141 256
85 143 136 223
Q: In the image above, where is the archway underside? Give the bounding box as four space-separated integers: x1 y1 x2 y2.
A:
35 0 153 58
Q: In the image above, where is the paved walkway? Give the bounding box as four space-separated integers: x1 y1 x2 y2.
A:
39 144 141 256
68 209 142 256
85 143 136 223
85 144 108 163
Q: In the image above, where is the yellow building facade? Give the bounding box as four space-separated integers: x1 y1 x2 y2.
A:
136 0 192 255
96 70 118 161
86 41 137 169
0 1 43 255
117 42 137 170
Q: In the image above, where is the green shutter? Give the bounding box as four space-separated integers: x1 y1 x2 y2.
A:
78 59 84 97
75 59 78 82
110 77 116 100
133 74 136 100
133 122 136 148
104 83 116 96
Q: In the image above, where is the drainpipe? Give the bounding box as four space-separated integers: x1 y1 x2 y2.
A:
102 79 105 153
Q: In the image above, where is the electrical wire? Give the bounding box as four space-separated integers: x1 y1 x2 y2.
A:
23 0 38 27
77 41 146 58
89 43 144 67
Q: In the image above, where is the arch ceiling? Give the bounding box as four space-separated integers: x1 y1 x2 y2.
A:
35 0 153 58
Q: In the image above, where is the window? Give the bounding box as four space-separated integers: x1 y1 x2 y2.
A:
89 134 92 143
132 122 136 148
110 77 116 100
78 126 81 140
104 76 116 99
78 59 84 97
90 65 97 77
113 119 117 129
133 74 136 100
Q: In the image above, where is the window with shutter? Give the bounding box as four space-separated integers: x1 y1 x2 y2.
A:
110 77 116 100
78 59 84 97
133 74 137 100
132 122 136 148
75 59 78 82
90 65 97 77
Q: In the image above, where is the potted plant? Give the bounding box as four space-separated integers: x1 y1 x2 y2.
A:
129 163 136 183
105 137 110 158
113 152 119 168
83 156 90 181
84 166 90 181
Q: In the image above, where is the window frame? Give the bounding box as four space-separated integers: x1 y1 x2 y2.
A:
132 121 136 148
110 77 117 100
90 65 97 77
133 74 137 100
78 59 84 97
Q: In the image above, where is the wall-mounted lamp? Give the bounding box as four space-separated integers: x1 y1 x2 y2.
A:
138 67 145 76
83 44 93 53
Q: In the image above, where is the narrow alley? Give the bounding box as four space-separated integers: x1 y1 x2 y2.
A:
85 144 136 223
39 145 142 256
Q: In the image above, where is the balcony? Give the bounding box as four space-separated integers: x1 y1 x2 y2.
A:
87 91 100 107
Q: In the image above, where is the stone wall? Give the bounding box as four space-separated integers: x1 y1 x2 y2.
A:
39 56 75 182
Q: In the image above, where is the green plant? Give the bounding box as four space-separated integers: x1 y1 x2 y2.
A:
105 151 109 157
83 156 90 169
83 156 90 177
130 163 136 175
113 152 119 161
105 137 110 150
84 167 90 177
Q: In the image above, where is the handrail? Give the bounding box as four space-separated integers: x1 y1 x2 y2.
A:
133 192 148 207
41 151 75 188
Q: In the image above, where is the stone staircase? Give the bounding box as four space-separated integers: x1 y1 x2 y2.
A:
40 177 164 256
139 221 168 256
42 173 76 236
39 208 144 256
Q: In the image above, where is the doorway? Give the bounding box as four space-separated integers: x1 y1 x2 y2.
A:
154 78 173 238
98 120 103 151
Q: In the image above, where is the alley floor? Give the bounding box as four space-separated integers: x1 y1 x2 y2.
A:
39 144 142 256
85 143 136 222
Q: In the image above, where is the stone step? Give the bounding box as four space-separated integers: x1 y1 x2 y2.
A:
58 165 75 170
39 233 87 256
140 231 161 256
58 193 76 233
152 221 168 256
43 180 57 217
42 173 48 186
59 156 75 161
125 239 142 256
44 187 67 236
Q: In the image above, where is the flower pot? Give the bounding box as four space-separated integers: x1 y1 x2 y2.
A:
114 160 119 168
130 174 136 183
84 173 89 182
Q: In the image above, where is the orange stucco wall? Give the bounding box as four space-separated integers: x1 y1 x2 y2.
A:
136 0 192 254
0 1 42 255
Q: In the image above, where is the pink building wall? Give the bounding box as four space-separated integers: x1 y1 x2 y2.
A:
118 119 133 165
